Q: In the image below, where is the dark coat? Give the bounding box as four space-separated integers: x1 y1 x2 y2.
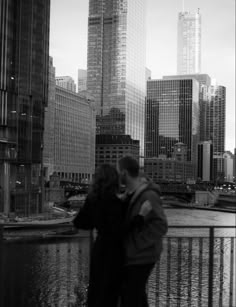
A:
123 180 168 265
73 192 125 307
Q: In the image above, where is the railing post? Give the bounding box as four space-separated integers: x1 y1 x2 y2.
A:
208 227 214 307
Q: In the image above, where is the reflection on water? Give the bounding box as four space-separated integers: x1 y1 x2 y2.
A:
0 209 235 307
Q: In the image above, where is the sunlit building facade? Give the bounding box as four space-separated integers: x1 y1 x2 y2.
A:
177 10 201 75
87 0 146 161
145 78 200 166
43 78 96 184
0 0 50 215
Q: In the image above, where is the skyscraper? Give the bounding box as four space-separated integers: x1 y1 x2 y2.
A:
145 78 200 164
0 0 50 215
177 10 201 74
87 0 146 160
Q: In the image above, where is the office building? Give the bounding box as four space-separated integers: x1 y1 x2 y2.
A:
197 141 213 182
144 157 194 183
163 74 211 143
43 70 96 184
87 0 146 161
0 0 50 215
145 78 200 166
55 76 76 93
177 10 201 74
96 135 139 168
207 85 226 154
78 69 87 92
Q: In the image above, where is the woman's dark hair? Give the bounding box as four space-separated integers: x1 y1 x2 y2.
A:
90 164 119 200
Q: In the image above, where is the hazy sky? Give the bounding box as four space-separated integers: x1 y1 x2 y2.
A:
50 0 235 152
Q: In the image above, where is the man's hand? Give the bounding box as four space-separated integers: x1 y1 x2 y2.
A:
139 200 152 217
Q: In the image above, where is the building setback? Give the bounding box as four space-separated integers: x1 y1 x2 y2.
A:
43 65 96 184
177 10 201 75
87 0 146 162
0 0 50 215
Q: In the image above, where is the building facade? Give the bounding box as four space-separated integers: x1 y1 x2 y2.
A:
77 69 87 92
95 134 139 167
144 158 194 183
145 78 200 167
55 76 76 93
0 0 50 215
43 77 96 184
177 10 201 75
87 0 146 161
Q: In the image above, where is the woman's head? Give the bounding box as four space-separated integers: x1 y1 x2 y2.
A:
91 164 119 199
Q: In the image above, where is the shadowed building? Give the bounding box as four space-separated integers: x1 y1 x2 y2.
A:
0 0 50 215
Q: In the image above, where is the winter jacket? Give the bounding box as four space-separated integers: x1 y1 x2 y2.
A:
123 179 168 265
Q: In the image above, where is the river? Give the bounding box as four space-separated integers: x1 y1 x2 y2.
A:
0 209 235 307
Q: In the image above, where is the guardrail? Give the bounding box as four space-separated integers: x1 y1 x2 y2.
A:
0 225 235 307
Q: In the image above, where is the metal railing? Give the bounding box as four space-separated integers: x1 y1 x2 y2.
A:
150 226 236 307
0 225 235 307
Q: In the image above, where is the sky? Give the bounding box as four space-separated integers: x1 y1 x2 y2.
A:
50 0 235 153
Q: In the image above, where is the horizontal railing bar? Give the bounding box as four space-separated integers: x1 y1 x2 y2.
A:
168 225 236 228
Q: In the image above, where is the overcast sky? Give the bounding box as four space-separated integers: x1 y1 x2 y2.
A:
50 0 235 152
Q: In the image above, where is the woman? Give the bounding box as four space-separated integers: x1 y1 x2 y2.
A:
73 164 125 307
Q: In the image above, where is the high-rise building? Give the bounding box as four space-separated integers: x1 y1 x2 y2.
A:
87 0 146 162
43 67 96 183
56 76 76 92
0 0 50 215
177 10 201 75
197 141 213 182
77 69 87 92
207 85 226 155
145 78 200 166
163 74 211 142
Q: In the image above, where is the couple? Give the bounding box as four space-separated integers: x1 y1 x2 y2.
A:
73 156 168 307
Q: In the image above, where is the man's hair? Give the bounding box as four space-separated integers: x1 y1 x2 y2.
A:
118 156 139 178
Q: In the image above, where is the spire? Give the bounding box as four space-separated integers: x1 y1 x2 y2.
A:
182 0 185 12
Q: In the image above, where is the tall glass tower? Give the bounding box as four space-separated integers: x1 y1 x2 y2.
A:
0 0 50 215
87 0 146 159
145 78 200 164
177 10 201 75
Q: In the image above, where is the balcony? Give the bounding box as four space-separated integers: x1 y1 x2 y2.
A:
0 225 235 306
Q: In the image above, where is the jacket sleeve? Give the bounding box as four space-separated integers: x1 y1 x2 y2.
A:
133 190 168 249
73 197 95 230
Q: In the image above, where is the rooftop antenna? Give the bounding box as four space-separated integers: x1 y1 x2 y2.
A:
182 0 185 12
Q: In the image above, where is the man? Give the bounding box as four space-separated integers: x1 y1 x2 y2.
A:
118 156 168 307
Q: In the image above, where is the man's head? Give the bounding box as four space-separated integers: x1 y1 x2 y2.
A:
118 156 139 186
